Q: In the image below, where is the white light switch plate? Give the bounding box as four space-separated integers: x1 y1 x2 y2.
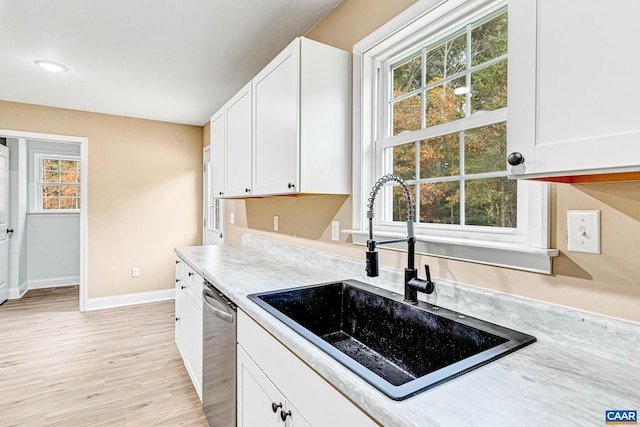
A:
567 210 601 254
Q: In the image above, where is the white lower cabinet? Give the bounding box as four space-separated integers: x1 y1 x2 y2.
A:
238 346 310 427
175 258 203 401
174 259 186 353
237 310 378 427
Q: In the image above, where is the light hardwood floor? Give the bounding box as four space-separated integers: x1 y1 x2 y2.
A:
0 286 209 426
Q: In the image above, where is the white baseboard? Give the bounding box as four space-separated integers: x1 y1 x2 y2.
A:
85 288 175 311
29 276 80 290
9 281 29 299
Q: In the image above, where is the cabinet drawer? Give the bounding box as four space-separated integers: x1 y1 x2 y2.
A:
183 264 204 302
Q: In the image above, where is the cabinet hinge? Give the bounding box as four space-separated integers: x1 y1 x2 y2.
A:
203 163 207 173
204 219 207 228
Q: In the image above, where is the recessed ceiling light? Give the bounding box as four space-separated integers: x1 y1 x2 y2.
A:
453 86 469 95
34 60 68 73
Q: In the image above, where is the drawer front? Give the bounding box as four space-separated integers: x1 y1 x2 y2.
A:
184 264 204 301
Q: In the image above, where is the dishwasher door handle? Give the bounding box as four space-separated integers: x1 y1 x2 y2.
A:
203 289 235 324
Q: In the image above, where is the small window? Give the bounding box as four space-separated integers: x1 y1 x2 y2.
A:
38 156 81 211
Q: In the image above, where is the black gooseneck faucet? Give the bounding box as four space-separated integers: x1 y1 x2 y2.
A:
365 174 434 303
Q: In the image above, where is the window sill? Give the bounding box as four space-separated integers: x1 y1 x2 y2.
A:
346 229 559 274
28 211 80 217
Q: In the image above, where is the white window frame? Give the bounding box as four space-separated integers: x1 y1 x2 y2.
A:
351 0 558 273
205 161 223 235
33 152 81 213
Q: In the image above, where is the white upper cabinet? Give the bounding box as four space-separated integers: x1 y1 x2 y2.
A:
508 0 640 181
252 37 351 196
225 82 253 197
210 37 351 197
252 39 300 195
209 107 226 197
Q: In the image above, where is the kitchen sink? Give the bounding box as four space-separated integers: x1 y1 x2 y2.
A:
248 279 536 400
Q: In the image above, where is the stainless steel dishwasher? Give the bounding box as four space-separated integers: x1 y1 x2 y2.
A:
202 281 237 427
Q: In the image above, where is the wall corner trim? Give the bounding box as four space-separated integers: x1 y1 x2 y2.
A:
85 288 175 311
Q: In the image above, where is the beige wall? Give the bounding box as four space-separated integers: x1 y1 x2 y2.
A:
0 100 203 299
221 0 640 323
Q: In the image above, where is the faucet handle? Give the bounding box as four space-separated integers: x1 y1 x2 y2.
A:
422 264 435 294
424 264 432 283
407 264 435 295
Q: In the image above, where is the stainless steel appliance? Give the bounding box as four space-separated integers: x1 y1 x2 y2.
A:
202 281 237 427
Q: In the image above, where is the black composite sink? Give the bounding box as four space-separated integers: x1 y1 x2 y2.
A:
248 280 535 400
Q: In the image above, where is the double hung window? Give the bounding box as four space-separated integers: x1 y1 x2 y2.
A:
352 0 555 273
387 8 510 227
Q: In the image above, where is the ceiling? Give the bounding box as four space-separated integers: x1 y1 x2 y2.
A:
0 0 342 126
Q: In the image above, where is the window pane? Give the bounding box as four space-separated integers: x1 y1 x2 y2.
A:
389 142 416 181
42 159 59 171
43 171 60 183
61 172 78 183
419 181 460 224
470 60 507 114
60 160 77 172
393 55 422 98
59 198 76 209
465 177 517 227
392 184 417 222
60 185 77 197
42 185 59 197
471 11 508 66
42 197 59 210
393 94 422 135
464 122 507 174
420 133 460 179
425 77 467 127
425 33 466 85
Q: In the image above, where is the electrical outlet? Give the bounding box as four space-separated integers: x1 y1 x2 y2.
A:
567 210 601 254
331 220 340 241
274 215 279 232
230 212 235 224
132 267 140 278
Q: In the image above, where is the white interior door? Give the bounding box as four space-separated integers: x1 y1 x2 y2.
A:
203 146 224 245
0 144 10 304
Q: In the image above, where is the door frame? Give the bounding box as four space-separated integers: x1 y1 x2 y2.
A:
0 129 88 311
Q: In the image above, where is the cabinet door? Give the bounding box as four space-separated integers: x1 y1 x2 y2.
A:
210 108 226 197
174 259 187 357
225 82 253 197
185 288 203 401
508 0 640 178
252 38 300 195
237 346 284 427
238 311 378 427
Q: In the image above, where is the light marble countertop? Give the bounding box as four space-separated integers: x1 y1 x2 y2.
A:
176 235 640 427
